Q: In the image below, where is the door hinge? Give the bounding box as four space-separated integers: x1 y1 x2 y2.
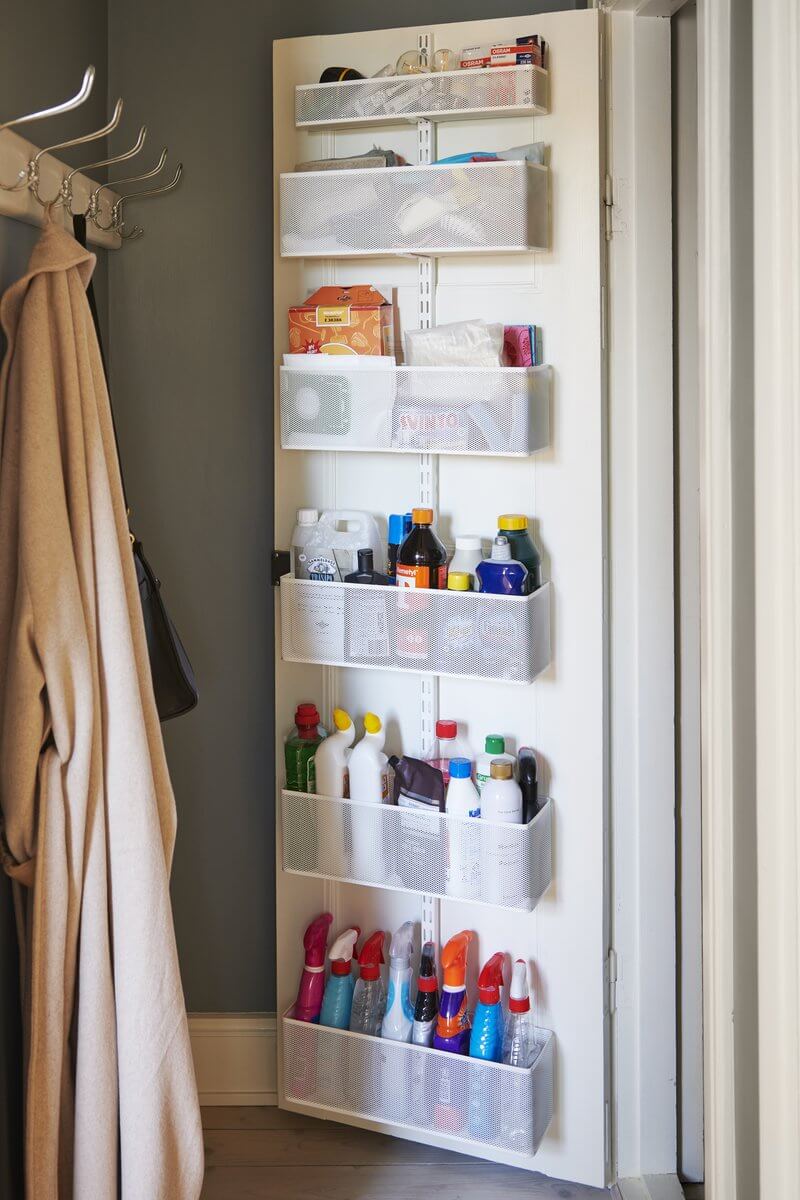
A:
606 948 618 1015
604 174 614 241
271 550 290 586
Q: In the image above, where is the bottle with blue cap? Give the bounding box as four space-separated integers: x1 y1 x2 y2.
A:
387 512 413 579
445 757 481 900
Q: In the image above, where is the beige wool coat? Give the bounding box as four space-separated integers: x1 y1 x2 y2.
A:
0 216 204 1199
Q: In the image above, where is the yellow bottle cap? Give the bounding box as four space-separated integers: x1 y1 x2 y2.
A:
490 759 513 780
364 712 382 734
332 708 352 732
498 514 528 531
412 507 434 524
447 571 470 591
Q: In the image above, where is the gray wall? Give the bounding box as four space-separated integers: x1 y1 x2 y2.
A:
106 0 583 1013
0 6 109 1192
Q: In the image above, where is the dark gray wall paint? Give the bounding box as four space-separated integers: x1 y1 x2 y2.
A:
0 6 108 1192
107 0 582 1013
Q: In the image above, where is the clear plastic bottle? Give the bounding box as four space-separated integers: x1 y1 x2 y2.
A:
430 719 474 786
284 702 326 793
502 959 535 1068
349 930 387 1036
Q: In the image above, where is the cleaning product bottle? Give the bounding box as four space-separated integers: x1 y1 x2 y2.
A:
314 708 354 797
481 760 525 907
396 508 448 590
293 912 333 1022
380 921 416 1121
291 508 320 578
411 942 439 1047
446 571 470 593
319 927 360 1029
433 930 473 1054
467 951 506 1140
502 959 535 1068
449 533 484 590
475 735 516 794
348 712 389 882
293 509 385 581
430 719 474 786
481 760 523 823
518 747 540 822
475 535 529 596
496 514 542 593
387 514 406 578
445 758 481 900
349 930 387 1036
284 702 327 793
344 548 395 586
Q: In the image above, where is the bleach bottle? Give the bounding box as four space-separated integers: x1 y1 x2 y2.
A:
349 713 389 883
468 951 506 1140
319 927 360 1029
381 921 416 1122
314 708 354 877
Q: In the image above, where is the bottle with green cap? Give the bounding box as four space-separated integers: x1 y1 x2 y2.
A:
475 734 516 795
497 514 542 593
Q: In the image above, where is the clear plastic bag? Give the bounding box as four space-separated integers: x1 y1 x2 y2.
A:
403 319 504 367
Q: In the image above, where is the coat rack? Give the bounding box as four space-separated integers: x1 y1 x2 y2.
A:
0 66 183 249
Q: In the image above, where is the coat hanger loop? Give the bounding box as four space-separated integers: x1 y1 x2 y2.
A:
0 66 96 192
61 125 147 217
111 163 183 241
28 98 124 206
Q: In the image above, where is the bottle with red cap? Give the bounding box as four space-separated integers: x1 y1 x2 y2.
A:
348 930 387 1036
469 952 506 1063
502 959 535 1068
430 718 474 787
284 702 327 793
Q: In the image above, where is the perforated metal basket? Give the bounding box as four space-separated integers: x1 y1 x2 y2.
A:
279 576 552 684
280 365 551 456
279 161 549 257
281 791 552 911
282 1012 555 1156
294 65 549 128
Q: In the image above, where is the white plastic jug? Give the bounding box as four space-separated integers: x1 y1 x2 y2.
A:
293 509 384 581
348 713 389 885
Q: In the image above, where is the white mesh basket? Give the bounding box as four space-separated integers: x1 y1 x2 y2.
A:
279 161 549 257
279 576 551 684
281 791 552 912
282 1012 555 1157
294 65 549 127
280 365 551 456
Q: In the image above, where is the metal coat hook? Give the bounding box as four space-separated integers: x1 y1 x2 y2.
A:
61 125 147 217
91 146 168 227
29 99 124 205
0 66 97 191
107 162 183 241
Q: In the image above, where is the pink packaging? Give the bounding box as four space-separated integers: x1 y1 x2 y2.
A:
503 325 533 367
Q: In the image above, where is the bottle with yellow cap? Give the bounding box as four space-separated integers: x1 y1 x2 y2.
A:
349 713 389 882
497 513 542 593
313 708 355 798
396 507 448 590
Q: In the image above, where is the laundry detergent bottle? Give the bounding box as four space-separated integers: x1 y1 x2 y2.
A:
293 912 333 1022
319 927 360 1029
433 930 473 1054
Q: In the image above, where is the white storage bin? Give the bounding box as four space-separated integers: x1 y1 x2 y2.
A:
295 64 549 127
279 161 549 257
282 1012 555 1157
279 576 552 684
280 364 551 456
281 790 552 912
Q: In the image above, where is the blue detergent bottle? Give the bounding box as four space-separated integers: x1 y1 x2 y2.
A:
319 927 360 1029
468 951 506 1138
475 536 529 596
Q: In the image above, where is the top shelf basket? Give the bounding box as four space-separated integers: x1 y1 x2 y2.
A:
294 64 549 128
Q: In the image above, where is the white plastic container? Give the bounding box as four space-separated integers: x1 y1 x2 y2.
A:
475 735 516 794
481 760 523 823
348 713 389 883
449 535 485 591
314 708 355 798
292 509 385 581
445 758 482 901
481 761 525 908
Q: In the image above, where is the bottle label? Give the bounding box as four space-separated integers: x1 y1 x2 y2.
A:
396 563 447 589
412 1017 436 1045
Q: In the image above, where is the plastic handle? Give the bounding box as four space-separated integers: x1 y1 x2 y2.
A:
320 509 373 536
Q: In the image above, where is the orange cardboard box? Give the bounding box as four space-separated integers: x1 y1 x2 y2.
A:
288 285 395 356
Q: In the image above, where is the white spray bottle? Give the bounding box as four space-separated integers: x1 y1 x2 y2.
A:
380 920 416 1122
349 712 389 882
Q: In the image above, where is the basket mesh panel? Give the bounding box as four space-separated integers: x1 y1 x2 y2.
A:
281 792 552 912
282 1015 554 1156
280 162 548 256
280 366 551 456
280 578 551 684
295 66 548 126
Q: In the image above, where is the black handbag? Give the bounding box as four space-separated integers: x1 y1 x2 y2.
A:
74 216 198 721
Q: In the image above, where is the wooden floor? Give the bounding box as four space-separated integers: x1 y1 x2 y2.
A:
202 1107 706 1199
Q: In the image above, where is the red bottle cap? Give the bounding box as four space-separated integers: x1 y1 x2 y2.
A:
296 703 321 727
417 975 438 992
357 930 385 981
477 951 506 1005
436 719 457 739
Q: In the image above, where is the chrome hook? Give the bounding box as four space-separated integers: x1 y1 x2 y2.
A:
106 161 183 240
61 125 147 216
91 146 168 228
28 98 124 205
0 66 96 192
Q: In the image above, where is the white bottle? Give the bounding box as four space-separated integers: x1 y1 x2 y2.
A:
313 708 354 877
481 760 524 907
431 719 474 786
445 758 481 900
294 509 385 581
291 508 320 577
381 921 415 1122
348 713 389 883
449 534 484 591
475 735 516 794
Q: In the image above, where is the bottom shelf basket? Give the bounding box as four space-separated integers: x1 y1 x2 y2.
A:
282 1011 555 1157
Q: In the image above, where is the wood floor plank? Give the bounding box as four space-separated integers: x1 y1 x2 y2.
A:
203 1125 478 1167
202 1106 319 1132
201 1163 603 1200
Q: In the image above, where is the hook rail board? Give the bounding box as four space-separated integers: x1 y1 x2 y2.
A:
0 128 121 249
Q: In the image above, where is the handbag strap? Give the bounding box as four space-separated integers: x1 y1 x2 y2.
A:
72 214 130 516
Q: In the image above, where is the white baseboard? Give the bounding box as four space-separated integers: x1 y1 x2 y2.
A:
188 1013 277 1106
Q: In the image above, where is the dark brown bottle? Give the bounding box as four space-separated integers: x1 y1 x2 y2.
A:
396 508 449 590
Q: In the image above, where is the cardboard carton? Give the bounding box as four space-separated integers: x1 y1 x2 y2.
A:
288 285 395 356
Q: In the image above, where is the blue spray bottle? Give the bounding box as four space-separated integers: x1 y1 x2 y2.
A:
468 951 506 1139
319 927 360 1029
